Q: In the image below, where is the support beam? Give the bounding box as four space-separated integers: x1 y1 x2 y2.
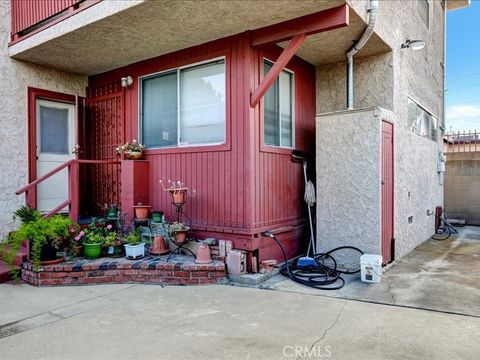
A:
250 4 349 47
250 34 306 108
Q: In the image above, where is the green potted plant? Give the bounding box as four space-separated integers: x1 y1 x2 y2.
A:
3 206 73 272
82 219 106 259
103 227 124 257
151 210 164 223
116 139 145 160
168 222 190 244
106 204 119 219
123 231 145 259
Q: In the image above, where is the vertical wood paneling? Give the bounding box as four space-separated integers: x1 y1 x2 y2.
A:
382 121 394 264
11 0 80 34
87 33 315 235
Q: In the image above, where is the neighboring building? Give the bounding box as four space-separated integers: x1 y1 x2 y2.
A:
444 131 480 225
0 0 470 267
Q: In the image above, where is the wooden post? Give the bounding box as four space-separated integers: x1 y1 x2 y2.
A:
120 160 150 225
69 161 79 223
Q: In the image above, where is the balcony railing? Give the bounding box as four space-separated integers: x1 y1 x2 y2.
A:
444 130 480 153
10 0 101 44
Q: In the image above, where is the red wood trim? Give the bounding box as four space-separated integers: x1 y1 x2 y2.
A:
250 4 349 47
17 159 75 195
9 0 102 46
27 87 77 207
68 161 79 222
250 34 306 108
76 159 121 164
44 199 72 219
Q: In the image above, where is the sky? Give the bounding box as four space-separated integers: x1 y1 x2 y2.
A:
446 0 480 131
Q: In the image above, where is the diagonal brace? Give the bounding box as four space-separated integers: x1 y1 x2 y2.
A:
250 34 306 108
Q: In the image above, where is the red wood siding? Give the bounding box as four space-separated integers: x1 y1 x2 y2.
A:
86 82 123 214
87 32 316 259
11 0 79 34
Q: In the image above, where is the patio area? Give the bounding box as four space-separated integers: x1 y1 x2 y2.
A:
263 226 480 317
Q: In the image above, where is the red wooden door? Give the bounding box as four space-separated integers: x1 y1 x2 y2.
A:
381 121 394 264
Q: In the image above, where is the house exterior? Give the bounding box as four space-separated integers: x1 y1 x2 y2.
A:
0 0 470 268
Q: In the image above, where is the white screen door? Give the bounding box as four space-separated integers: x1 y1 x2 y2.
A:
36 99 76 213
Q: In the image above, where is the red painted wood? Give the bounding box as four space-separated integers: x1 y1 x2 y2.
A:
87 31 316 262
44 199 71 219
120 160 150 225
250 4 349 47
27 87 76 208
250 34 306 107
9 0 101 44
381 121 394 264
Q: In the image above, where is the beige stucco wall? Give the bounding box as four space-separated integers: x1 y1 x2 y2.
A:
0 2 87 239
316 0 445 261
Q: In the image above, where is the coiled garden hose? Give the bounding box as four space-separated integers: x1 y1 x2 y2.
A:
261 231 364 290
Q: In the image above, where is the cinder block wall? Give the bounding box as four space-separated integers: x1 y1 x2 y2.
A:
445 152 480 224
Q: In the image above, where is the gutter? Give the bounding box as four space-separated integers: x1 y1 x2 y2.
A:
346 0 378 109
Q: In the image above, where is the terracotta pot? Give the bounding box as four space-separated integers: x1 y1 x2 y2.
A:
40 257 64 266
195 244 213 264
175 231 187 244
125 151 143 160
170 190 186 205
134 206 150 219
151 235 170 255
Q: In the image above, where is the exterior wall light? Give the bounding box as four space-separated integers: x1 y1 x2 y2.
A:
121 76 133 88
401 39 426 51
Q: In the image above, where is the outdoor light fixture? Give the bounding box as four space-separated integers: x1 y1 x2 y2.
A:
401 39 426 51
121 76 133 88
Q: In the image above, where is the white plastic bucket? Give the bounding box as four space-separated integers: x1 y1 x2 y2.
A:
360 254 383 283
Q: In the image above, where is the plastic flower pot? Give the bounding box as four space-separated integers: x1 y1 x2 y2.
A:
151 212 163 223
83 242 103 259
151 235 169 255
124 243 146 260
174 231 188 244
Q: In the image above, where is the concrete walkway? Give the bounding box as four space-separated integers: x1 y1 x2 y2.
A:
0 283 479 359
265 226 480 317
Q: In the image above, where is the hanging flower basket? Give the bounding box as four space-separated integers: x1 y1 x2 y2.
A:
125 151 143 160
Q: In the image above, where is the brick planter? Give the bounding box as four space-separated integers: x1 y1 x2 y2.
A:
22 255 226 286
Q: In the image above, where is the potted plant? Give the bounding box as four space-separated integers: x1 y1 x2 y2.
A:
123 231 145 259
116 139 145 160
168 222 190 244
103 225 124 257
159 180 196 205
133 202 150 220
3 206 73 272
106 204 119 219
151 210 164 223
82 219 107 259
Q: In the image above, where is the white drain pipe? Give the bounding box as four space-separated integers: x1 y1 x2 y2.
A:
346 0 379 109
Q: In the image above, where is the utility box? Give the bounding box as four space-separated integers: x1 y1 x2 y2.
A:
360 254 382 283
226 250 247 275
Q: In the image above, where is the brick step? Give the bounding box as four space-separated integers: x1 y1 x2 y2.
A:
0 261 21 283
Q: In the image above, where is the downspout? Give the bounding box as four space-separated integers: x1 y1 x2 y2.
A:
346 0 379 109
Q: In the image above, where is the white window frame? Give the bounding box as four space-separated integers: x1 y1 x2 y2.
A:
139 56 226 149
263 58 295 149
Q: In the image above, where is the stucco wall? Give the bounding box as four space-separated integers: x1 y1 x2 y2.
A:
316 108 381 267
315 0 444 261
0 1 87 239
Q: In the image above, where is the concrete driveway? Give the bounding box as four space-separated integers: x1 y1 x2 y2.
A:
0 283 479 360
266 226 480 317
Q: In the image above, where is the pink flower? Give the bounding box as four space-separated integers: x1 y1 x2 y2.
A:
79 231 85 236
106 224 113 230
74 236 81 241
69 228 75 233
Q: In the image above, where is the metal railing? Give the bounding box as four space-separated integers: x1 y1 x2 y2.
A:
15 159 120 222
444 130 480 153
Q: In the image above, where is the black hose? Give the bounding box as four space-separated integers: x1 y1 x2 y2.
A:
262 232 364 290
431 214 457 241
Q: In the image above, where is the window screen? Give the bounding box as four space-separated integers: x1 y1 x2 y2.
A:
141 59 225 148
40 106 69 154
264 60 294 148
408 98 437 141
